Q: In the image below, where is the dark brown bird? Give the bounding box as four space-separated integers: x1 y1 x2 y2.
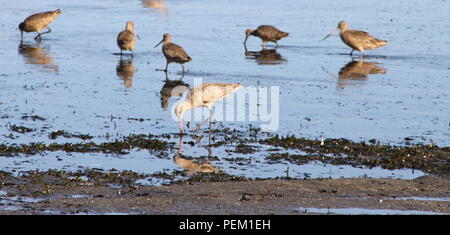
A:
18 9 61 41
323 21 388 56
154 33 192 73
244 25 289 47
117 21 137 56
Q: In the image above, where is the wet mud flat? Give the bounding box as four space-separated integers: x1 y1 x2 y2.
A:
0 170 449 215
0 128 449 214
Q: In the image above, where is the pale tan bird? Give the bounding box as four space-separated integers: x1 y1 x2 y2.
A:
19 9 61 41
244 25 289 47
154 33 192 73
174 83 242 132
323 21 388 56
117 21 137 56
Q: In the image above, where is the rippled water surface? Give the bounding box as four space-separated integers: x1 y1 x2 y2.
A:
0 0 449 180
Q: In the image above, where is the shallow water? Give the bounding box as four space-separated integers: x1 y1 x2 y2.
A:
297 207 448 215
0 0 449 179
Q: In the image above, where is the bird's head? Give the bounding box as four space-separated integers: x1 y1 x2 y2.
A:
155 33 171 48
337 21 349 31
244 29 254 44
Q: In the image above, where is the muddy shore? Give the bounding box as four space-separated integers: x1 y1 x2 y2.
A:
1 169 449 215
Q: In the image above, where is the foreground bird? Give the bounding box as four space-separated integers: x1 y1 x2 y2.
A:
323 21 388 56
19 9 61 41
244 25 289 47
117 21 137 56
174 83 242 133
154 33 191 73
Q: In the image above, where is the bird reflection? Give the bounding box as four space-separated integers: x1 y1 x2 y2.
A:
141 0 168 15
160 72 189 109
244 45 286 65
337 60 386 88
116 58 136 88
174 134 220 175
18 41 59 74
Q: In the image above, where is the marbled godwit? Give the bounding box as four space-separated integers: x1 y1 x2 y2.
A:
244 45 286 65
174 83 242 133
18 9 61 41
160 73 189 109
244 25 289 48
154 33 191 73
116 58 136 88
323 21 388 56
117 21 137 56
338 60 386 80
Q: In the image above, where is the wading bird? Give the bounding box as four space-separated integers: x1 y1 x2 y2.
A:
117 21 137 56
244 25 289 48
154 33 191 73
18 9 62 41
322 21 388 56
174 83 242 133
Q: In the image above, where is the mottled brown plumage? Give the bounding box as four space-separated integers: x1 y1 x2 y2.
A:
324 21 388 55
19 9 61 41
174 83 242 132
244 25 289 47
154 33 192 73
117 21 137 56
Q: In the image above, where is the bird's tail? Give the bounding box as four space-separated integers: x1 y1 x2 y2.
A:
376 39 388 47
281 32 289 38
54 9 62 15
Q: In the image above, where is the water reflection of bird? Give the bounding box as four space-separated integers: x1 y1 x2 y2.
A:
174 83 242 133
174 135 220 174
154 33 192 73
18 41 59 73
160 72 189 109
244 25 289 48
117 21 137 56
18 9 61 41
116 58 136 88
141 0 168 15
323 21 388 56
335 60 386 88
244 45 286 65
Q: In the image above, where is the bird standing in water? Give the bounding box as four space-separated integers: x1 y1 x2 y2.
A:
18 9 62 41
174 83 242 133
154 33 192 73
323 21 388 56
244 25 289 48
117 21 137 56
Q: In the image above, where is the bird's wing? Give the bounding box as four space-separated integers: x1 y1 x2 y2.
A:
256 25 281 39
164 43 190 60
346 30 384 47
25 11 59 29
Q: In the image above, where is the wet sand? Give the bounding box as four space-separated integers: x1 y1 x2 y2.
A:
1 170 449 215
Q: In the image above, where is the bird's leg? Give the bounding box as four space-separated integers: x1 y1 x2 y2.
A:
34 33 42 41
349 49 354 55
165 61 168 72
275 41 279 48
181 64 185 73
39 28 52 36
130 50 134 58
193 108 212 131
